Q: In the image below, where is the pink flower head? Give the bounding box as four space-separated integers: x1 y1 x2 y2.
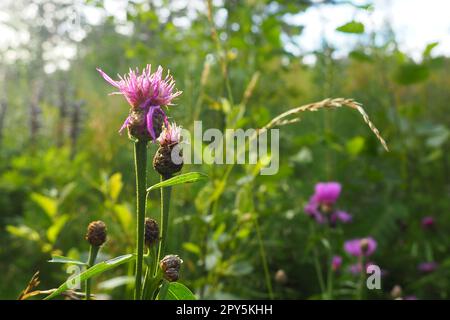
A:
312 182 341 205
304 182 351 226
157 122 182 146
421 216 435 230
332 256 342 272
97 65 182 141
344 237 377 257
330 210 353 226
418 262 438 273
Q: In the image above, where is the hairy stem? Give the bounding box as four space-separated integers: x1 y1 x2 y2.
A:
156 176 172 274
85 245 99 300
134 140 148 300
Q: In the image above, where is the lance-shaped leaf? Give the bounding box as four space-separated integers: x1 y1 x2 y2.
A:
147 172 208 192
44 254 135 300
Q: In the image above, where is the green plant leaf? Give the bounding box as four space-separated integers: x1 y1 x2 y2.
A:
349 50 373 62
182 242 201 256
394 63 429 85
336 21 365 34
46 214 69 243
30 193 57 218
48 255 87 266
97 276 134 290
114 204 132 230
346 136 365 156
161 282 196 300
6 225 41 242
423 42 439 58
109 172 123 202
147 172 208 192
44 254 135 300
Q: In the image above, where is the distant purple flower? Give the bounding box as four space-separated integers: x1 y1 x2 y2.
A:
330 210 353 225
304 182 352 226
97 65 182 140
349 263 363 275
421 216 435 230
344 237 377 257
332 256 342 272
403 296 418 300
312 182 341 205
418 262 438 273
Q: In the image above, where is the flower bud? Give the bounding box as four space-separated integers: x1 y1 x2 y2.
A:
274 269 288 285
153 123 183 178
160 254 183 282
360 238 370 253
127 108 151 142
390 285 402 299
85 220 107 247
144 218 159 248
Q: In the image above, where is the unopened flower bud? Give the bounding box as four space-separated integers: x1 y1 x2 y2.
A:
144 218 159 248
85 220 107 247
160 254 183 282
390 285 402 299
360 238 370 253
274 269 288 285
164 268 180 282
153 123 183 178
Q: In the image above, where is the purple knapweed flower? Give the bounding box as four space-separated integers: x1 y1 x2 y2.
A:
418 262 438 273
331 256 342 272
344 237 377 257
304 182 352 226
421 216 435 230
97 65 182 141
157 122 182 146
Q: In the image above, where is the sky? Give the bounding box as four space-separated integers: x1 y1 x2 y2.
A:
288 0 450 62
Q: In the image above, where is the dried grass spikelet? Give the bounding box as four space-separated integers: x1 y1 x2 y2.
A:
261 98 389 151
18 271 41 300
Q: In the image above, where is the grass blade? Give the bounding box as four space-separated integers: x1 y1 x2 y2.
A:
146 172 208 192
44 254 135 300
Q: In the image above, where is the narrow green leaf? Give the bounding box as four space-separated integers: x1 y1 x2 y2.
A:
46 214 69 243
423 42 439 58
182 242 201 256
6 225 41 242
336 21 365 34
147 172 208 192
109 172 123 202
48 255 87 266
44 254 135 300
30 193 58 218
163 282 196 300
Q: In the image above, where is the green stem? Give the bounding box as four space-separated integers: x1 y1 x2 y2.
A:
253 214 274 300
156 176 172 274
310 223 326 299
313 247 326 299
326 253 333 299
85 245 100 300
357 256 366 300
134 140 148 300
